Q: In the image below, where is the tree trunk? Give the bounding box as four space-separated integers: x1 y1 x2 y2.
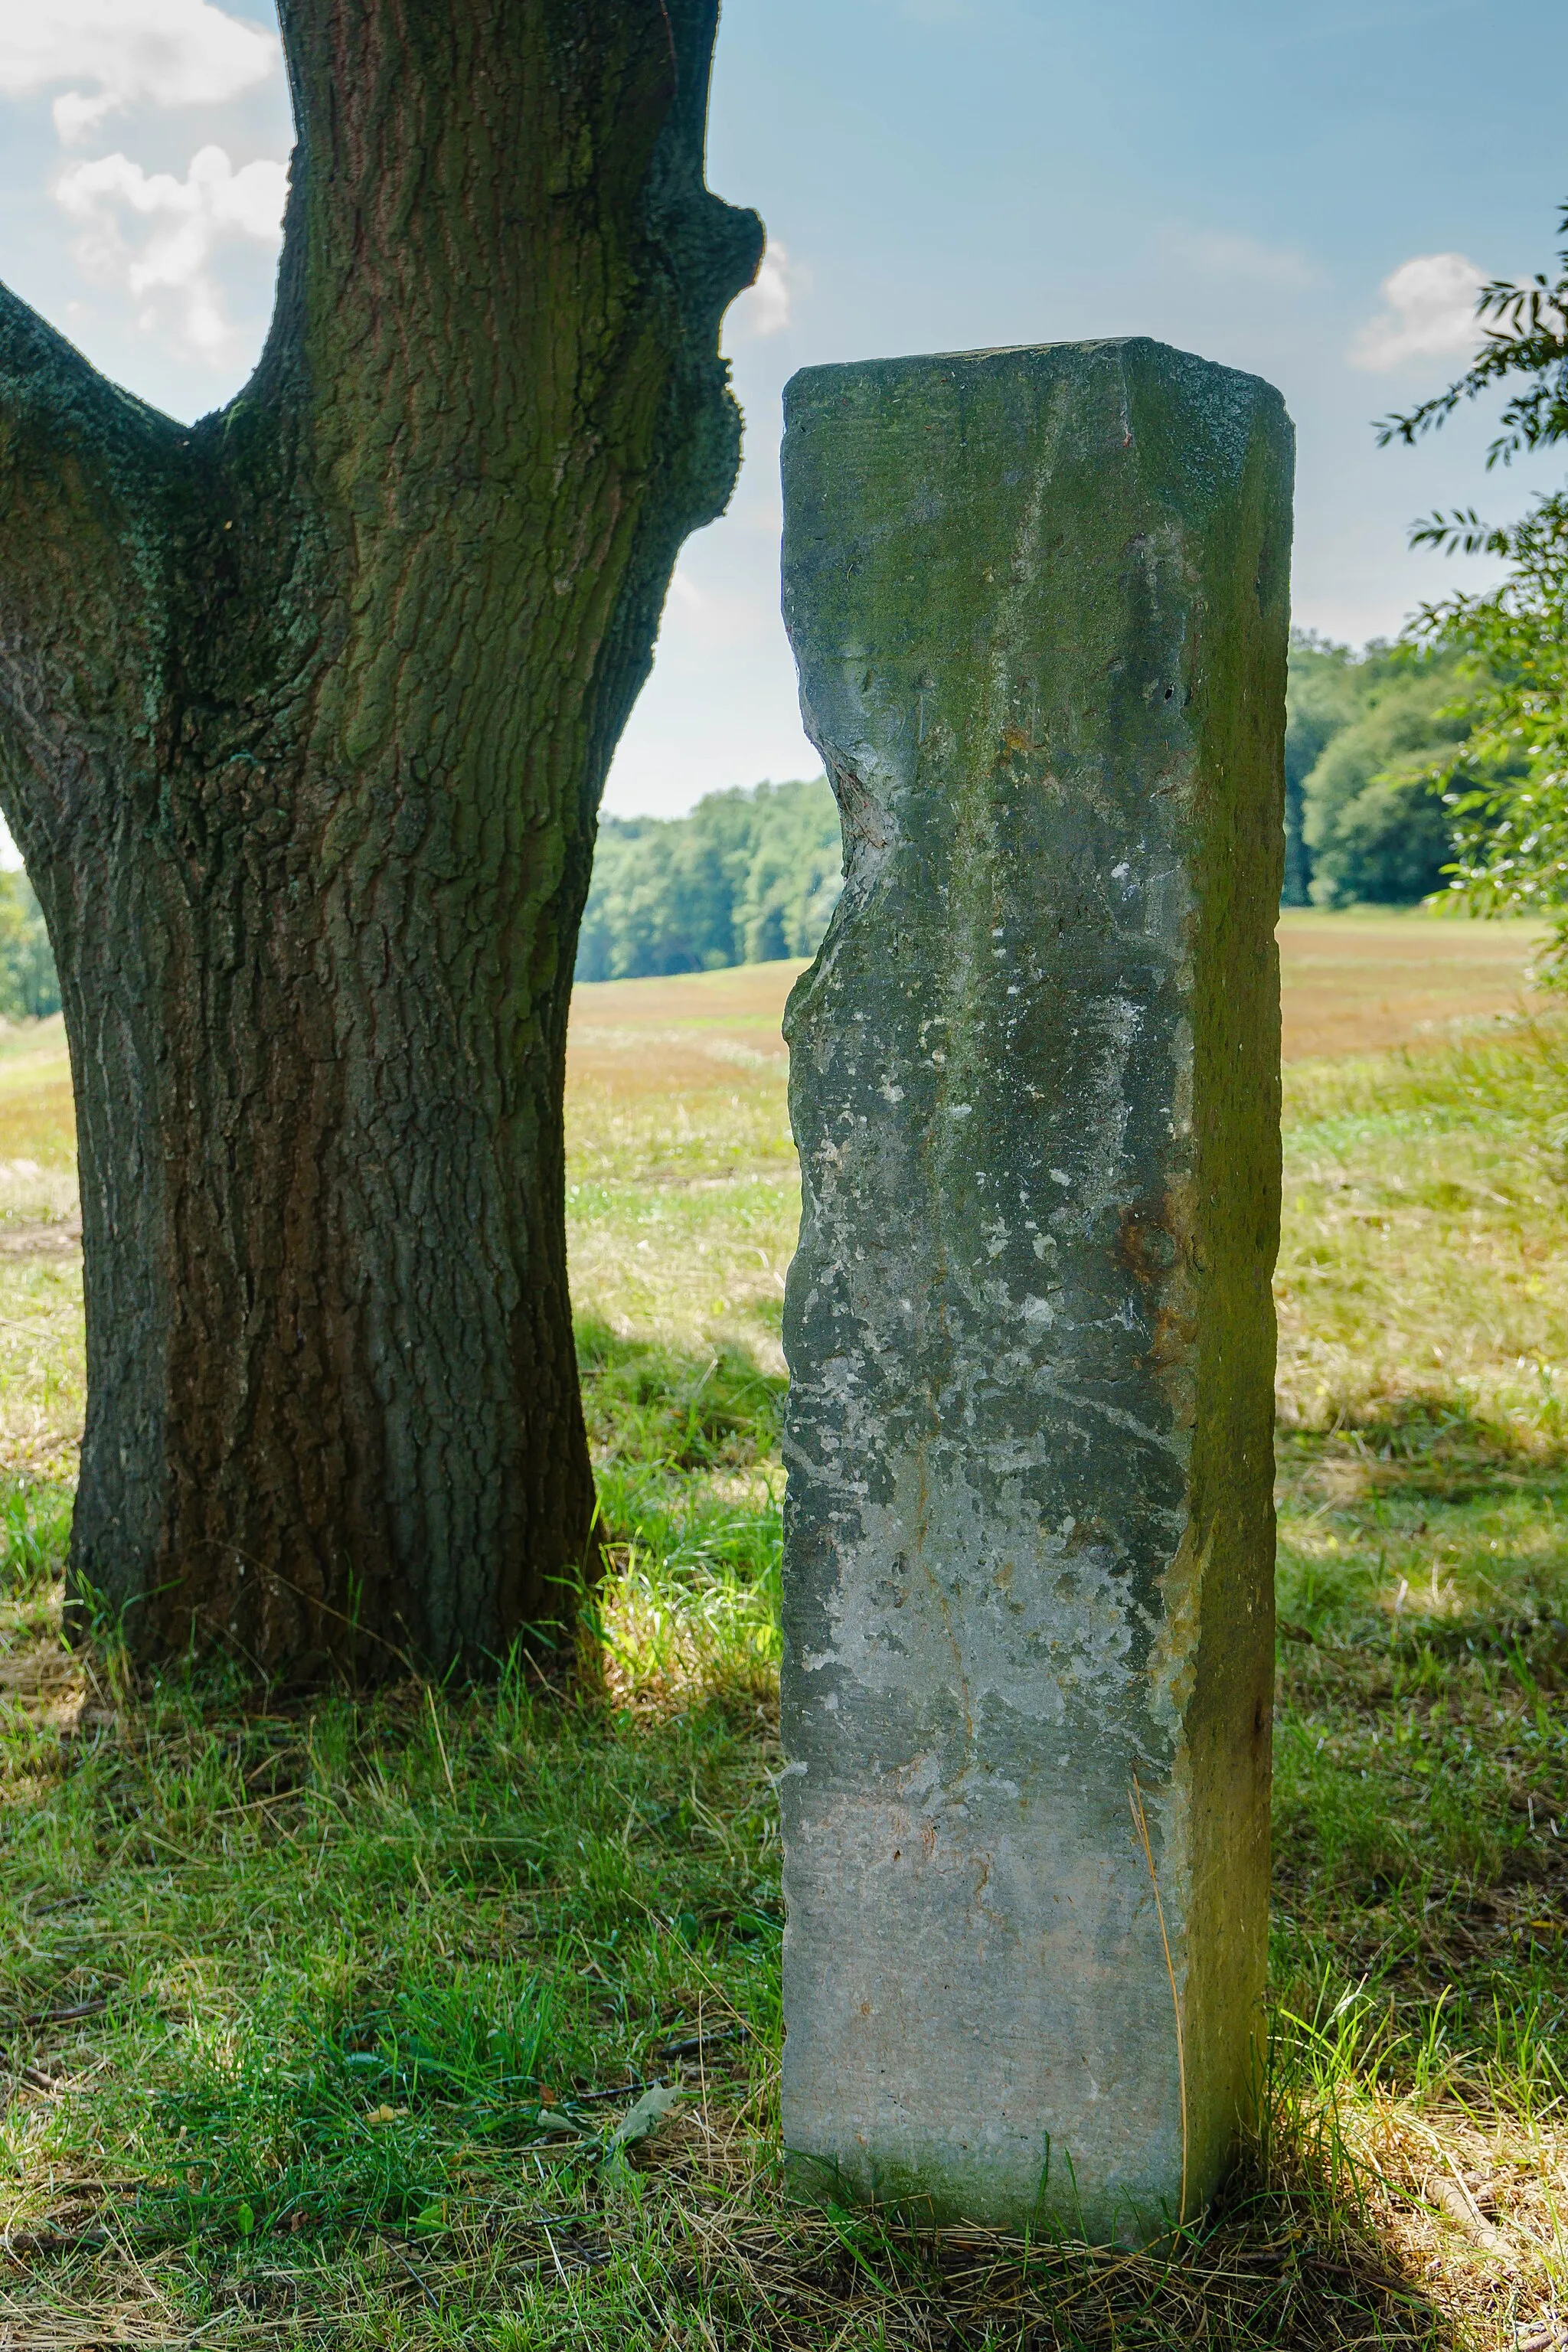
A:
0 0 761 1679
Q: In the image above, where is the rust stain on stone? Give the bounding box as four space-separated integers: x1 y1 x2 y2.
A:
1118 1191 1201 1374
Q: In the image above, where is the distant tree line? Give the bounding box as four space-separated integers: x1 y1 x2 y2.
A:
582 652 1488 985
4 652 1497 1021
0 652 1500 1019
595 198 1568 975
576 776 843 979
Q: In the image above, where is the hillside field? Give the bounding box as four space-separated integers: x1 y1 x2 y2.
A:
563 910 1553 1385
0 906 1565 2349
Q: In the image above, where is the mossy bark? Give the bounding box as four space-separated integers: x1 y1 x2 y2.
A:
0 0 761 1677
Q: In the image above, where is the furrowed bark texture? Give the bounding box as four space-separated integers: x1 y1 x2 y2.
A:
0 0 761 1676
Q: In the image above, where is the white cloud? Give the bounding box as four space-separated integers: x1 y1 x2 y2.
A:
1348 252 1485 371
727 239 808 341
55 143 287 361
1165 224 1324 287
0 0 278 143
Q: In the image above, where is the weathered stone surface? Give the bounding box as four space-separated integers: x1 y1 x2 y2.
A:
778 338 1292 2244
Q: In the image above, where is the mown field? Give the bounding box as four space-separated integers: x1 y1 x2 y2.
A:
1 910 1566 2350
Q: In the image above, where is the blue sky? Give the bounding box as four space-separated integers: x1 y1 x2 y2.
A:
1 0 1564 818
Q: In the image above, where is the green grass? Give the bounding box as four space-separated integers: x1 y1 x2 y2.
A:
1278 1018 1568 1443
2 1013 1568 2344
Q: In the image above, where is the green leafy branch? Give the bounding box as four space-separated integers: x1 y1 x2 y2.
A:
1376 198 1568 474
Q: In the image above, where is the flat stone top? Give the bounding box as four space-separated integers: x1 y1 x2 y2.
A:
782 338 1292 543
785 332 1279 390
783 335 1287 421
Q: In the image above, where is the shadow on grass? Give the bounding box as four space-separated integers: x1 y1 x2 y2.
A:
648 2182 1454 2351
1278 1397 1568 1501
577 1314 785 1479
2 2099 1457 2352
2 1413 1560 2346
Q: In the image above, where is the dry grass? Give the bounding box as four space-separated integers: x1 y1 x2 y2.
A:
565 961 801 1377
0 923 1566 2346
1276 912 1547 1061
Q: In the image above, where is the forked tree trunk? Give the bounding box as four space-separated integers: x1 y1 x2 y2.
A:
0 2 760 1677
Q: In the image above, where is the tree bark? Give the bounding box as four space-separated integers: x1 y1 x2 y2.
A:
0 0 761 1678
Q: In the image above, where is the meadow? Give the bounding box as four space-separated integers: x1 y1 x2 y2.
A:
1 910 1566 2349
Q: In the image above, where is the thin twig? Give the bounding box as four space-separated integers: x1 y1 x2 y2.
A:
390 2246 439 2311
2 1998 108 2033
571 2078 647 2105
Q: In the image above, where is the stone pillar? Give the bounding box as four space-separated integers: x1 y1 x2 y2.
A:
778 338 1292 2245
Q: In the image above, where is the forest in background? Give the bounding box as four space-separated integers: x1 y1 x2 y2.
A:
1284 634 1491 907
0 639 1490 1011
581 632 1481 982
575 775 844 981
